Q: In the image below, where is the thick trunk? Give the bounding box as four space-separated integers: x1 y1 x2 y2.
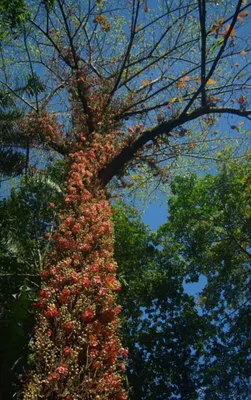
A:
24 134 128 400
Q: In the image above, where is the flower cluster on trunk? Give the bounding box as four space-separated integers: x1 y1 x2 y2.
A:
23 71 132 400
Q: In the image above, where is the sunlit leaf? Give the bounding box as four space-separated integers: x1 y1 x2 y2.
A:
221 24 236 39
207 78 216 85
177 75 190 88
141 80 152 86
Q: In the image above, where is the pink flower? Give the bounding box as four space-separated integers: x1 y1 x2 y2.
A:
45 304 59 318
92 361 102 370
121 348 129 357
64 347 73 356
71 223 81 233
57 364 68 375
59 288 71 304
94 276 101 284
89 348 99 359
90 340 99 347
81 308 95 323
82 276 91 287
65 321 74 331
98 288 108 296
39 289 50 298
114 305 122 315
48 372 60 381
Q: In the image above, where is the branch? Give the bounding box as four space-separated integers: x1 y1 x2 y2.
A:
108 0 140 102
72 2 96 40
181 0 243 115
134 2 198 35
81 25 103 78
23 24 39 111
116 8 198 91
57 0 79 69
198 0 207 106
230 232 251 259
40 82 66 110
28 19 72 67
99 106 251 185
45 140 69 156
119 44 251 119
57 0 94 133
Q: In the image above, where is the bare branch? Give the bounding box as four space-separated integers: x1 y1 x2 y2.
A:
108 0 140 102
198 0 207 106
181 0 243 115
100 106 251 184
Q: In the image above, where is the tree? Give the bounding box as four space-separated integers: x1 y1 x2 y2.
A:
113 203 208 400
0 0 251 399
157 155 251 399
0 162 65 399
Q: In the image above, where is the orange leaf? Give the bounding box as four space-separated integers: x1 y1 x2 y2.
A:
210 18 225 36
238 10 249 22
207 78 216 85
177 81 186 88
176 75 190 88
221 24 236 39
195 76 200 84
141 80 152 86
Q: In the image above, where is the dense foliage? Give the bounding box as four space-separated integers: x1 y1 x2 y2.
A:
0 157 250 399
157 156 251 399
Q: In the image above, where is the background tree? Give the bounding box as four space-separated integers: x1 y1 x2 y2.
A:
0 0 251 399
113 203 208 400
0 161 65 399
157 154 251 399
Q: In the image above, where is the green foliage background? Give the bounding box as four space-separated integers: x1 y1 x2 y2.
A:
0 156 250 399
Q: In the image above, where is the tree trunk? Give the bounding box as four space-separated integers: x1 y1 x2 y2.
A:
24 132 128 400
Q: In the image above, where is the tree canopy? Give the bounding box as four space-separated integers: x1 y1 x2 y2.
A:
0 0 250 399
0 0 251 186
157 156 251 399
